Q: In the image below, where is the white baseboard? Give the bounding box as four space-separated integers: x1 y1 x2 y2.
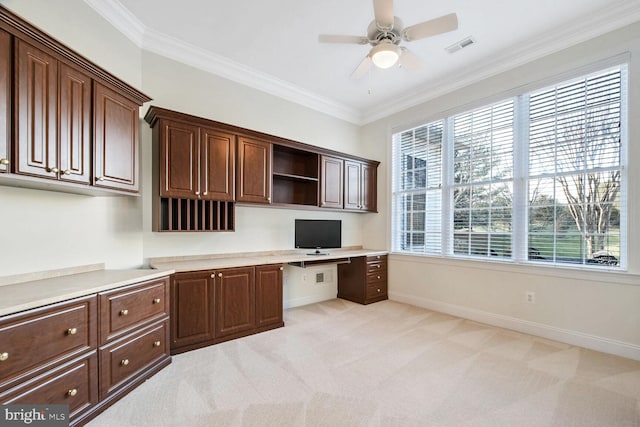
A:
284 295 332 310
389 291 640 361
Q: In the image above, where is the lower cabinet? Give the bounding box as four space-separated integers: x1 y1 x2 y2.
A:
0 276 171 426
338 255 388 305
170 264 284 354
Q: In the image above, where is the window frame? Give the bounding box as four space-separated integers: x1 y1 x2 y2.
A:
391 60 628 271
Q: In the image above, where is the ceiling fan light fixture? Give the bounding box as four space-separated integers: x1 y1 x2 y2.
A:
370 41 400 69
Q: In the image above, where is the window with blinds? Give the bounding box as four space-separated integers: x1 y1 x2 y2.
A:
391 63 627 269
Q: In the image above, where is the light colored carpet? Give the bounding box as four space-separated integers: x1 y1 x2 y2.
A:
87 299 640 426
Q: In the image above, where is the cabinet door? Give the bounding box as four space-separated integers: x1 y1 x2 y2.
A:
201 126 235 201
15 39 57 179
159 119 199 198
255 264 283 329
214 267 255 338
0 30 9 173
170 272 215 350
344 160 362 210
361 162 377 212
93 82 139 192
58 63 91 184
236 136 271 204
320 155 343 209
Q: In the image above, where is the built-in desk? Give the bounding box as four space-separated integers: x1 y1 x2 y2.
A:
148 248 388 355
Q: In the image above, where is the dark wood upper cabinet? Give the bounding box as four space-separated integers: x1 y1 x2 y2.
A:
344 159 377 212
214 266 256 339
201 126 235 201
159 119 199 199
58 62 91 184
0 5 150 194
320 155 344 209
236 136 272 204
15 39 58 179
93 82 140 192
0 30 10 173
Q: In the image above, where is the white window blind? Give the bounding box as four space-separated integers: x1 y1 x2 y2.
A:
527 66 625 266
391 63 627 269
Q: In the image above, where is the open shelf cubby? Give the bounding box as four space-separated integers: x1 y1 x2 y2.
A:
159 198 234 232
272 145 319 206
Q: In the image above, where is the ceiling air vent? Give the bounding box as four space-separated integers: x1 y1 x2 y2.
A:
445 36 476 54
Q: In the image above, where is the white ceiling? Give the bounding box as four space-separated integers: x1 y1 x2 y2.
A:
84 0 640 124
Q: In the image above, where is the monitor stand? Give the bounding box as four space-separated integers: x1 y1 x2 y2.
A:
307 249 329 256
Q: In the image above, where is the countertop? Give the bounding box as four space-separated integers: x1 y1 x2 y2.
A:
0 264 175 317
149 248 388 273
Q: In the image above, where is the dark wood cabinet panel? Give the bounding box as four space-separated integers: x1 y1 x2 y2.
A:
170 272 215 349
255 264 284 329
15 40 92 185
93 82 139 192
99 278 169 345
0 30 10 173
58 62 91 184
0 295 97 394
98 319 169 400
1 352 98 420
15 39 57 179
338 255 388 304
237 136 271 204
159 119 199 198
214 266 256 338
201 127 235 201
344 160 377 212
320 155 344 209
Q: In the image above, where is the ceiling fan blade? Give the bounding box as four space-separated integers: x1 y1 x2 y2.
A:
318 34 369 45
351 56 372 80
402 13 458 42
373 0 394 30
398 48 421 70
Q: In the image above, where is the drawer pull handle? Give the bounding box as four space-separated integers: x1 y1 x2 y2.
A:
0 352 8 361
153 340 161 347
211 274 215 278
377 265 381 269
67 328 78 335
377 288 381 293
120 309 129 316
121 359 129 366
377 276 381 280
153 298 161 304
218 273 222 278
67 389 78 397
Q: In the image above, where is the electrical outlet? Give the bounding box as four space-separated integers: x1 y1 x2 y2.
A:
526 291 536 304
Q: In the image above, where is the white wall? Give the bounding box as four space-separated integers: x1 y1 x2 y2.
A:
362 22 640 359
0 0 145 275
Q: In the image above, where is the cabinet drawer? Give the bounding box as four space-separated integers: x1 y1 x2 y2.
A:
366 256 387 273
99 278 169 344
366 282 388 299
99 319 169 399
0 352 98 419
366 269 387 284
0 296 96 391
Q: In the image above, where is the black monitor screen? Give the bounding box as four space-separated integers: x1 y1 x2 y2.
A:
295 219 341 250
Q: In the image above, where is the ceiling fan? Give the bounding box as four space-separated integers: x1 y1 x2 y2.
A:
318 0 458 79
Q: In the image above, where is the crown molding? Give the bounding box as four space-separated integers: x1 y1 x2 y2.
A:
141 28 362 124
361 0 640 124
84 0 639 126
